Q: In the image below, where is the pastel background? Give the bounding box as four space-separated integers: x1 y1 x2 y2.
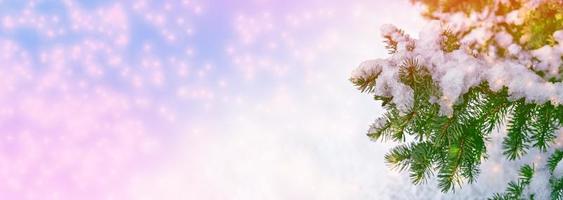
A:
0 0 429 199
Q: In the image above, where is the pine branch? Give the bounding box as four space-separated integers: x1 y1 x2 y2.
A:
367 106 396 141
354 0 563 197
434 87 486 192
548 149 563 174
382 27 415 54
409 141 436 184
399 58 441 141
350 70 381 93
480 87 511 135
489 164 535 200
440 29 460 52
385 142 437 185
547 150 562 200
530 103 560 152
551 176 563 200
503 100 535 160
437 137 465 192
362 77 559 193
385 143 414 172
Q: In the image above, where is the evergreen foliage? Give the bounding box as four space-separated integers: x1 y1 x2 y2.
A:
352 0 563 198
490 164 535 200
490 150 563 199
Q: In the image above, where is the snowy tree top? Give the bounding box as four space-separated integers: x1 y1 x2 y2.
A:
352 0 563 116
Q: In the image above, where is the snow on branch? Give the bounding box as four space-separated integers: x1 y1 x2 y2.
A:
351 21 562 116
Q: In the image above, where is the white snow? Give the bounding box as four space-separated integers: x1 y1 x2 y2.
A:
495 31 513 48
505 10 523 25
351 59 383 80
461 26 492 45
555 160 563 179
380 24 398 36
374 63 414 114
531 44 562 77
554 30 563 43
507 44 521 55
352 19 562 116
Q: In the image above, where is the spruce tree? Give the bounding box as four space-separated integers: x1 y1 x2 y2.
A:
351 0 563 199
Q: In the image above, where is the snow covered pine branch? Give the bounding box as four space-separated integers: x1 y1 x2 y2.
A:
351 0 562 199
